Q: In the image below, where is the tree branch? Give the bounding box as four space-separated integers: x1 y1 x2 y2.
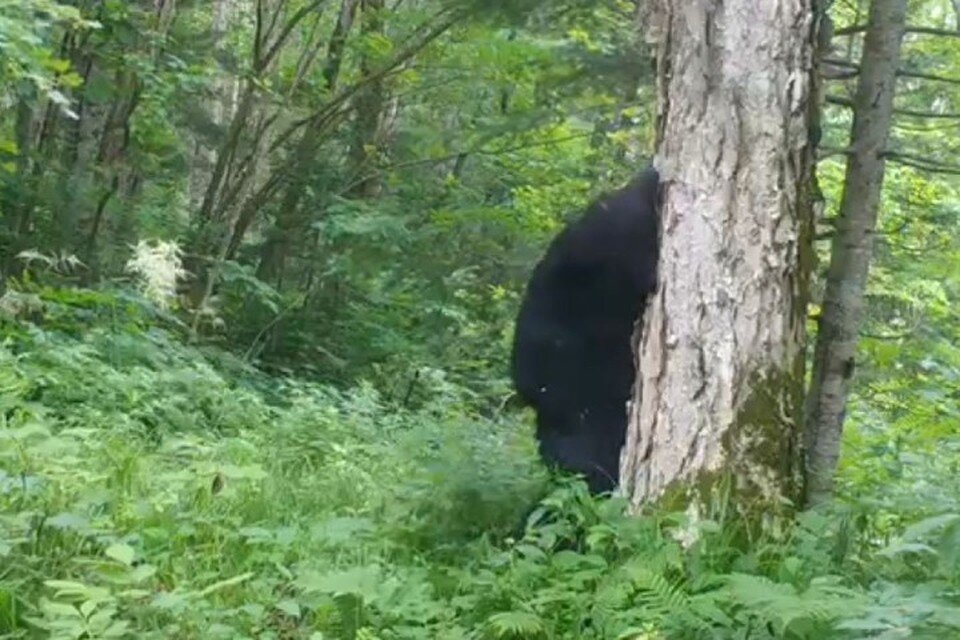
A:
337 132 596 195
823 58 960 85
261 0 329 71
818 145 852 159
834 24 960 37
826 94 960 119
817 141 960 173
269 8 460 153
254 0 265 68
897 68 960 85
892 119 960 132
884 151 960 174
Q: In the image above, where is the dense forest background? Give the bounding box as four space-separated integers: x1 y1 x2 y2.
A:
2 0 960 638
2 0 657 397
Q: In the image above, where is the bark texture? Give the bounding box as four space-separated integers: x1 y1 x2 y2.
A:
804 0 908 507
621 0 819 510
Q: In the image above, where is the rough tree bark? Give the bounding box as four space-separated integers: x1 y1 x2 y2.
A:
621 0 820 513
803 0 908 507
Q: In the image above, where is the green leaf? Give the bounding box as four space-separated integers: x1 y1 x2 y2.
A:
45 512 89 531
296 565 381 601
275 598 300 618
105 542 135 566
198 572 255 597
486 611 545 638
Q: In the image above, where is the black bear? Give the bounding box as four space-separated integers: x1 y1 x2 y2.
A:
511 168 660 493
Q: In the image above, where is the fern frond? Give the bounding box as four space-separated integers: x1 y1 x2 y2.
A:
486 610 546 638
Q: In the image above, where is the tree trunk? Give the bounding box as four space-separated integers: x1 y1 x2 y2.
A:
621 0 819 513
255 0 360 284
84 69 142 276
187 0 238 210
803 0 908 507
346 0 390 200
0 94 37 280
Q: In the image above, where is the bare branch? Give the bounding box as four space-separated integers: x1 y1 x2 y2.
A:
262 0 287 45
823 58 859 69
273 8 461 149
261 1 329 71
254 0 264 67
322 0 361 91
884 151 960 174
893 119 960 132
826 94 960 119
834 24 960 37
338 131 596 195
823 69 860 80
823 58 960 85
818 140 960 173
286 15 327 98
817 146 853 159
897 69 960 85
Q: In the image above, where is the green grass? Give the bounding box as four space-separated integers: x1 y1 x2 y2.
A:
1 289 959 639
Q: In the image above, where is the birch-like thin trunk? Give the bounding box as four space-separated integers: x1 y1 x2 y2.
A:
803 0 908 507
621 0 819 512
187 0 238 210
255 0 360 284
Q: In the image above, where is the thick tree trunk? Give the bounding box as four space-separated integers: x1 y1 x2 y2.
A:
803 0 908 507
621 0 819 512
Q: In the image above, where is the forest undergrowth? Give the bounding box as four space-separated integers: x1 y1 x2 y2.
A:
1 288 958 639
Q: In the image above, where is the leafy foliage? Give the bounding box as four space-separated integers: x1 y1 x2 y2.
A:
1 294 959 638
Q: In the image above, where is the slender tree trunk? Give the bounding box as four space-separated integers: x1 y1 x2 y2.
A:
347 0 388 199
188 0 237 209
58 17 99 243
621 0 819 513
255 0 360 283
186 0 329 303
238 6 459 288
84 70 142 277
803 0 908 507
0 94 37 280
